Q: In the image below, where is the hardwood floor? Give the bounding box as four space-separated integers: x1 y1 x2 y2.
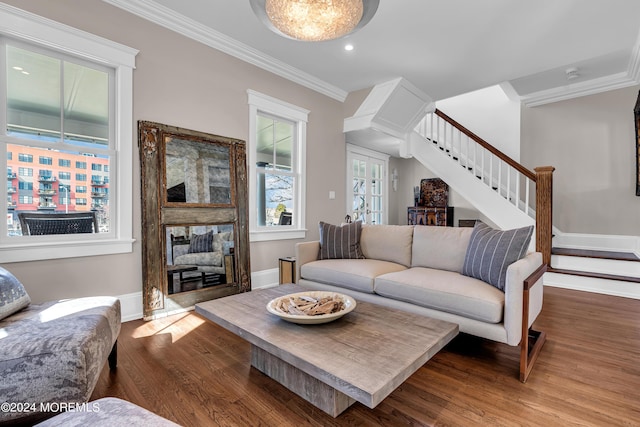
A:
92 287 640 426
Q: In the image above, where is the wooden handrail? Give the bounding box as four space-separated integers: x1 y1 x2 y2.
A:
434 109 537 181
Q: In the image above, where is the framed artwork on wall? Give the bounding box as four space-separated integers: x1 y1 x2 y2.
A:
635 90 640 196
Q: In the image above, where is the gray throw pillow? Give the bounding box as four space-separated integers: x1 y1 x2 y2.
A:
462 221 534 291
188 231 213 253
0 266 31 321
319 221 365 260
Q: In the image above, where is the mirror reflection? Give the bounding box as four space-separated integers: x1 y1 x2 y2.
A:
166 224 235 295
165 136 231 204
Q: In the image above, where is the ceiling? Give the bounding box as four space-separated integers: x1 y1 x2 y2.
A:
105 0 640 105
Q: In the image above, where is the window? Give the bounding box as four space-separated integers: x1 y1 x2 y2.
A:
18 153 32 162
7 151 11 160
76 173 87 181
75 161 86 169
91 163 102 171
76 185 86 193
0 6 137 262
76 198 87 205
18 167 32 177
248 90 308 241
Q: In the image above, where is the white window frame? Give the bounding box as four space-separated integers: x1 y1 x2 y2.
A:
0 4 137 263
247 90 308 242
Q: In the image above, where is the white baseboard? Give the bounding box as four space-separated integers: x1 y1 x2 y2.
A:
118 268 281 322
118 291 144 322
250 268 280 290
544 272 640 300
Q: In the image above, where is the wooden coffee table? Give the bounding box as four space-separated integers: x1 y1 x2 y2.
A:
195 284 458 417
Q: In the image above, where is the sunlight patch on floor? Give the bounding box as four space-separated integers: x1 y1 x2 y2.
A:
131 312 205 343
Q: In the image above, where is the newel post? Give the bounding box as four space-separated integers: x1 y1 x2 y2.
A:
534 166 555 266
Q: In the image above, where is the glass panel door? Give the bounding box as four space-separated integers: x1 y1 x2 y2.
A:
347 151 387 224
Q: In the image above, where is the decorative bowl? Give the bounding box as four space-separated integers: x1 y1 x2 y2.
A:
266 291 356 324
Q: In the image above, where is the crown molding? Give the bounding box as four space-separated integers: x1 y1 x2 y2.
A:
102 0 348 102
519 71 638 107
521 35 640 108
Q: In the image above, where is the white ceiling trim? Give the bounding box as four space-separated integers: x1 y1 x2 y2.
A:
519 72 638 108
520 35 640 108
102 0 348 102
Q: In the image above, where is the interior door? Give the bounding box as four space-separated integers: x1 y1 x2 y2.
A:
347 148 387 225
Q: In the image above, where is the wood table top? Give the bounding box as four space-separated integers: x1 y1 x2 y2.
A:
196 284 459 409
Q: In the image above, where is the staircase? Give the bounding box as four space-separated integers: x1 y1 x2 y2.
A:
410 109 554 264
344 78 639 299
412 110 640 297
546 248 640 299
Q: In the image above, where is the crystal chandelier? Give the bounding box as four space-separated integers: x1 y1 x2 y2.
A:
251 0 379 42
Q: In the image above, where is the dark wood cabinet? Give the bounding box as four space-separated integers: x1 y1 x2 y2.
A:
407 206 454 227
409 178 453 226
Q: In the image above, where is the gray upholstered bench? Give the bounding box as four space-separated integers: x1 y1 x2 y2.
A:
34 397 180 427
0 267 120 425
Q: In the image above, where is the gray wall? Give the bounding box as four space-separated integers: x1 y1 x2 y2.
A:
3 0 348 303
521 86 640 235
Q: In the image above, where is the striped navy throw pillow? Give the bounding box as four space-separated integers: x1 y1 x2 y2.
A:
187 230 214 253
462 221 534 291
318 221 365 260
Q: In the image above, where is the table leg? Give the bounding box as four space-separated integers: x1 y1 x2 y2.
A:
250 345 356 417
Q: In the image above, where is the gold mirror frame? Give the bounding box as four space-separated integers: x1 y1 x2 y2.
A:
138 121 251 320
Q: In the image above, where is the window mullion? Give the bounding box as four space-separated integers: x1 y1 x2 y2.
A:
59 58 64 144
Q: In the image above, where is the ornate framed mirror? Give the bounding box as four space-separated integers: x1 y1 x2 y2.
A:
138 121 250 320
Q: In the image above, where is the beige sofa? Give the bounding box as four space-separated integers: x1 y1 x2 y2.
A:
295 224 547 382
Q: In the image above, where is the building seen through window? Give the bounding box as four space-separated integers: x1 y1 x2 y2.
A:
4 43 112 236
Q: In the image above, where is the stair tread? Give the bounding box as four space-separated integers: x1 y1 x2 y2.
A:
552 247 640 262
548 267 640 283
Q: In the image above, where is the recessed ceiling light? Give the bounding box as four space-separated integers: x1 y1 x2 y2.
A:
12 66 23 71
21 71 30 75
344 44 354 51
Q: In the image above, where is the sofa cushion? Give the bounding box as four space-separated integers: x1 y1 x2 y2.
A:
319 221 365 260
374 267 505 323
0 266 31 321
411 226 473 272
361 224 414 267
212 231 233 252
188 230 213 253
462 222 534 291
301 259 406 294
174 251 222 267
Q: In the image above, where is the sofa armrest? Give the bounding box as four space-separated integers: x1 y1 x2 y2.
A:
295 241 320 284
503 251 544 346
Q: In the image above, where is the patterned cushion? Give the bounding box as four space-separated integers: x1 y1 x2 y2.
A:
318 221 365 260
462 222 534 291
188 231 213 253
212 231 232 252
0 266 30 321
35 397 180 427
